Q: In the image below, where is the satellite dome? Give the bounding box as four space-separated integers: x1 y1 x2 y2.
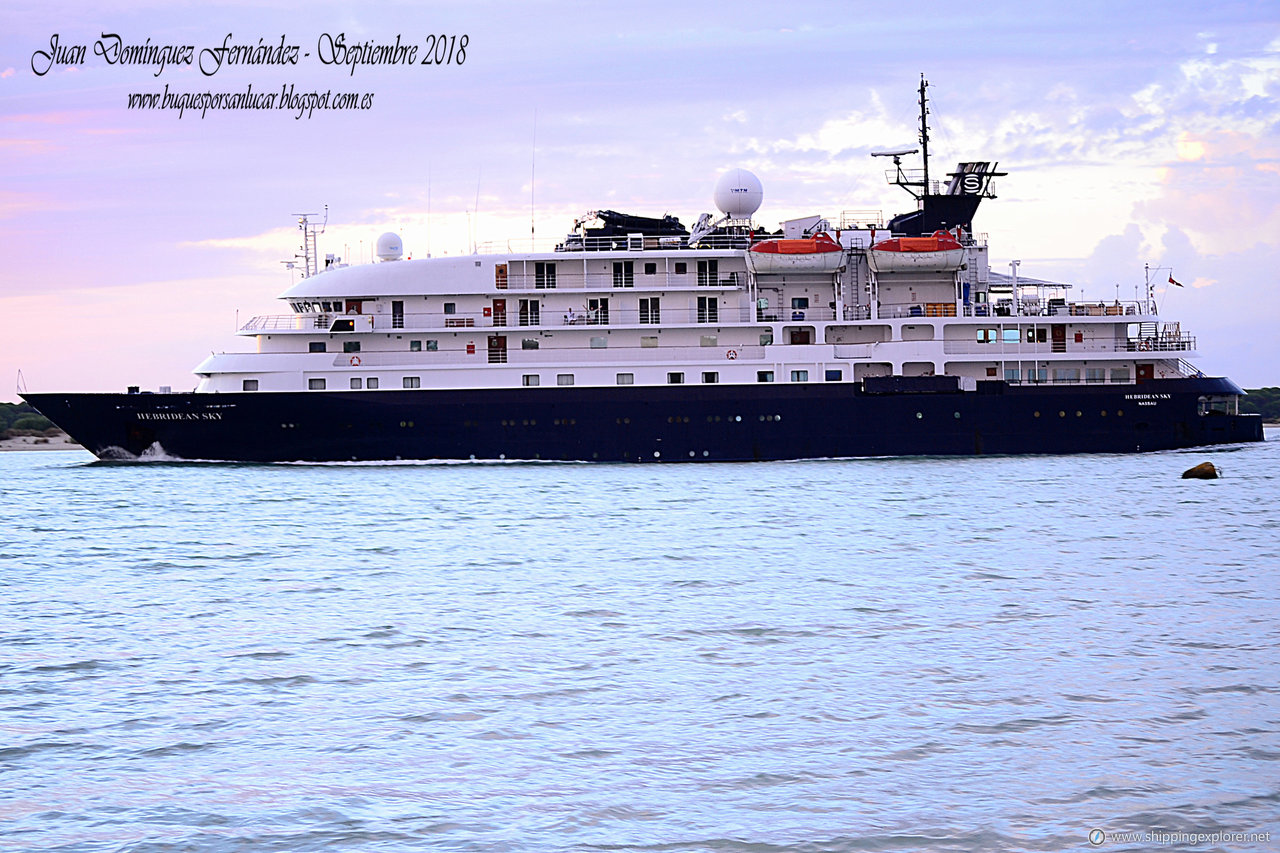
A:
375 231 403 261
713 168 763 219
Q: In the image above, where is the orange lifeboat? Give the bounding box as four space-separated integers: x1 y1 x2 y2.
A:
746 232 844 274
868 230 965 273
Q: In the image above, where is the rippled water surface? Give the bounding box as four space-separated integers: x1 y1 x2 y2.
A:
3 436 1279 852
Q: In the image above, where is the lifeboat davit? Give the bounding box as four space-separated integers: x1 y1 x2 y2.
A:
868 230 965 273
746 232 845 274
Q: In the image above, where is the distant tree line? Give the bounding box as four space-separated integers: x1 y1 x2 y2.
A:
0 401 55 436
1241 387 1280 422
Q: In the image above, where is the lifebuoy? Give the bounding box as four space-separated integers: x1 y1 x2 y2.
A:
726 349 738 360
349 355 362 366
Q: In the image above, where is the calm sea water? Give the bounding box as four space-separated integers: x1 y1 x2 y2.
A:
3 435 1279 853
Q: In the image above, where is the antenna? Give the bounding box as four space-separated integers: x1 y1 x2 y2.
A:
919 74 931 194
531 108 537 247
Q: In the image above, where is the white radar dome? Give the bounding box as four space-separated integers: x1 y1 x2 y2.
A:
375 231 403 261
714 168 763 219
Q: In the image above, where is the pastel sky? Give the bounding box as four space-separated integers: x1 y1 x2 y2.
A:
2 0 1279 400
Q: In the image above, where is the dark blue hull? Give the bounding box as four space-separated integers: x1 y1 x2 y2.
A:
22 378 1264 463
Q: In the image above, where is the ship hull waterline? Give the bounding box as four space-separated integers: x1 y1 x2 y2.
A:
22 378 1263 463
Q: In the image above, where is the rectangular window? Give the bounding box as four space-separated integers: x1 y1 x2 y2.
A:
522 374 540 386
350 377 362 389
518 299 541 326
425 340 438 351
535 261 557 289
1005 368 1021 382
1002 328 1020 344
392 300 404 329
410 340 422 352
1085 368 1105 383
1053 368 1080 382
403 376 420 389
590 336 607 348
639 297 661 324
643 262 656 275
308 378 326 390
791 370 809 382
1025 328 1047 343
757 371 774 383
1029 368 1048 383
616 373 634 385
697 295 718 323
675 262 687 275
702 371 719 384
613 260 634 288
760 332 773 346
1110 367 1131 382
791 297 810 309
242 379 259 391
343 341 361 353
697 259 718 286
522 338 540 350
367 377 379 390
825 369 842 382
557 374 574 386
700 335 718 347
309 341 326 353
444 302 456 314
640 336 658 348
667 372 685 384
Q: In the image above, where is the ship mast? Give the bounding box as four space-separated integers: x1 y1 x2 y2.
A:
919 74 930 196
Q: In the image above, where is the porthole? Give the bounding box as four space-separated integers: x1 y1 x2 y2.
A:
954 411 961 419
1101 410 1108 417
653 451 661 458
916 412 923 419
1059 411 1066 418
1034 411 1041 418
1117 409 1124 417
734 415 742 422
1076 410 1082 417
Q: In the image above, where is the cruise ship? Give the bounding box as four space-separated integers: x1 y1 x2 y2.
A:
22 84 1263 462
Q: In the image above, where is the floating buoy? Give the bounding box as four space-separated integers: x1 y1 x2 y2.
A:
1181 462 1219 480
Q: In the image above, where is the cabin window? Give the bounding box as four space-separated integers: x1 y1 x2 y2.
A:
557 374 574 386
410 340 422 351
330 318 355 332
1029 368 1047 383
1086 368 1105 383
825 369 842 382
1111 367 1130 382
309 342 327 353
644 262 657 275
791 297 810 310
367 377 379 389
535 262 557 289
700 335 717 347
757 371 774 383
791 370 809 382
640 336 658 348
242 379 259 391
590 337 607 349
639 297 660 324
977 328 998 343
702 371 719 384
1053 368 1080 382
675 262 687 275
343 341 360 353
522 374 540 386
986 367 998 377
667 372 684 384
519 299 541 326
425 340 438 351
697 259 718 286
760 333 773 346
403 376 421 388
1026 328 1047 344
1005 369 1021 382
444 302 456 315
350 378 362 389
616 373 634 385
1002 329 1020 344
697 297 718 323
613 261 634 288
522 339 540 350
309 378 326 390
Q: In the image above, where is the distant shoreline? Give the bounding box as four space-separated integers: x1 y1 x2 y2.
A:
0 431 83 452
